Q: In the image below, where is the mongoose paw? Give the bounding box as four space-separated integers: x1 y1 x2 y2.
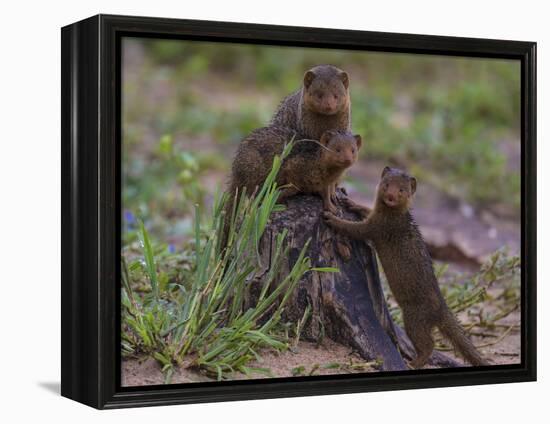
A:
322 211 336 225
341 197 358 209
324 203 339 214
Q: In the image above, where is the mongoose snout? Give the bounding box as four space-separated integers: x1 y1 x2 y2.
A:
340 158 353 167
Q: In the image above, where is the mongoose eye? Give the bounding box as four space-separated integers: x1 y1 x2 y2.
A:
351 148 356 154
336 148 342 153
399 188 404 193
333 94 339 100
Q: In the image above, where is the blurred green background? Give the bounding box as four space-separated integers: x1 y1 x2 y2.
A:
122 37 520 249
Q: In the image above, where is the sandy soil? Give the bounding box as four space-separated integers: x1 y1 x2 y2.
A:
122 339 374 387
122 320 520 387
440 309 521 367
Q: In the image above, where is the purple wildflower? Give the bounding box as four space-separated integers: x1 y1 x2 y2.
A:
124 210 136 224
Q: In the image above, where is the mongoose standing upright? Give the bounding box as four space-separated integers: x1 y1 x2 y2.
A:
229 127 361 213
270 65 351 140
323 167 488 368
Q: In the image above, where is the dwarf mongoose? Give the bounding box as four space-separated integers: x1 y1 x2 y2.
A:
229 127 361 214
270 64 351 140
323 167 488 368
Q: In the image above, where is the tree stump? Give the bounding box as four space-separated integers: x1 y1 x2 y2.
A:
247 191 460 371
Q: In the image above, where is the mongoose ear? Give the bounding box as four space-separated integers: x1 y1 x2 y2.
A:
382 166 391 178
320 131 334 146
304 70 316 89
410 177 417 195
340 71 349 89
353 134 362 150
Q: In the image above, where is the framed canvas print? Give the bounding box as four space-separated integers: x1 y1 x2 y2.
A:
61 14 536 409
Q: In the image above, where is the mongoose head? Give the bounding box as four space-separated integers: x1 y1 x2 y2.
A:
376 167 417 211
319 130 362 169
302 65 350 116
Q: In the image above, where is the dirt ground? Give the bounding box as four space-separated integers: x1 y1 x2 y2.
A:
122 339 374 386
122 319 520 387
443 309 521 366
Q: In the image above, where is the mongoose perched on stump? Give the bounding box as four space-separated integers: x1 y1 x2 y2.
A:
270 64 351 140
228 126 361 213
323 167 488 368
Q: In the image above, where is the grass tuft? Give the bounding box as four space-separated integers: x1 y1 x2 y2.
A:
122 141 332 381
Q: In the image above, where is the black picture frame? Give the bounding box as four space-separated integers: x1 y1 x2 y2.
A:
61 14 537 409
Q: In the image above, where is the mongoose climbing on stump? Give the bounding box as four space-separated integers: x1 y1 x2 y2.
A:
323 167 488 368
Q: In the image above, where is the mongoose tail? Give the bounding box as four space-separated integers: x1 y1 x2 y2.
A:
438 309 489 366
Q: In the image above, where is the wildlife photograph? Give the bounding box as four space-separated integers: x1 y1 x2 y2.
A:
120 37 522 387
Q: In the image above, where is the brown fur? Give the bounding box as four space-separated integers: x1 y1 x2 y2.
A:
270 65 351 140
221 127 361 250
323 167 488 368
230 127 361 212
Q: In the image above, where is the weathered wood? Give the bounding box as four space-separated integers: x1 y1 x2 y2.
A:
247 191 460 371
